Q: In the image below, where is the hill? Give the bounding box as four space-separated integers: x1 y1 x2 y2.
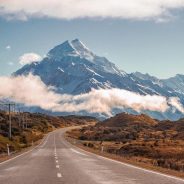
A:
68 113 184 173
0 111 96 156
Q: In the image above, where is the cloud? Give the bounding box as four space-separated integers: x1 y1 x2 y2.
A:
58 89 169 115
0 0 184 21
19 53 42 65
8 62 14 66
0 74 183 116
6 45 11 50
169 97 184 113
0 74 62 111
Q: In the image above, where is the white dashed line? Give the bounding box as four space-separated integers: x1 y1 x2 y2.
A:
70 148 87 156
57 173 62 178
54 133 63 179
0 132 52 166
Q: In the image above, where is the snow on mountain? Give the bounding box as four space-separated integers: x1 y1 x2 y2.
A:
163 74 184 94
13 39 184 120
14 39 135 94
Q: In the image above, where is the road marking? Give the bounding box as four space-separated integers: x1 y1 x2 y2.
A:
56 160 58 163
57 173 62 178
40 134 52 148
70 148 87 156
71 143 184 182
40 141 47 148
0 131 53 166
96 155 184 182
58 127 184 183
56 165 60 168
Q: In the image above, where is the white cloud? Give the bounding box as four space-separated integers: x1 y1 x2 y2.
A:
6 45 11 50
0 0 184 21
0 74 62 111
19 53 42 65
169 97 184 113
0 74 183 116
8 62 14 66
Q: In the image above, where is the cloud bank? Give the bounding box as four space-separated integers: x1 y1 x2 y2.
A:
0 74 61 110
0 74 184 116
19 53 42 65
0 0 184 21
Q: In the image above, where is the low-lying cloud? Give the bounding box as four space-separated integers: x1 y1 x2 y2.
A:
0 74 184 116
0 74 61 110
19 53 42 66
1 0 184 22
169 97 184 113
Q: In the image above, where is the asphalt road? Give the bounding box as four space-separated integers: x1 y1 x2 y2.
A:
0 127 184 184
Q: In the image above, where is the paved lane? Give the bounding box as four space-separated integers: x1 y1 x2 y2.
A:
0 127 184 184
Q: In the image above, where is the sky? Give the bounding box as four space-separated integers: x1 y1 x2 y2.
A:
0 0 184 79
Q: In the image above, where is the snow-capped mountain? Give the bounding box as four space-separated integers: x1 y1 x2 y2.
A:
163 74 184 94
14 39 139 94
131 72 184 102
14 39 184 120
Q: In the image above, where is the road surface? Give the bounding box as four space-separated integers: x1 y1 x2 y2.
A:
0 127 184 184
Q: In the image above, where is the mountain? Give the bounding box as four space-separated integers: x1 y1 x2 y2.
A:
163 74 184 94
131 72 184 103
14 39 140 94
13 39 184 120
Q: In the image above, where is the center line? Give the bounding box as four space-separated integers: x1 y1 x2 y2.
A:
57 173 62 178
56 160 58 163
56 165 60 168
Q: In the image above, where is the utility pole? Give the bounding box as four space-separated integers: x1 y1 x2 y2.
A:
18 108 21 127
25 113 27 129
8 104 12 140
0 103 15 140
22 113 25 129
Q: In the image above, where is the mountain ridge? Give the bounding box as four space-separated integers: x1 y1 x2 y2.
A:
13 39 184 120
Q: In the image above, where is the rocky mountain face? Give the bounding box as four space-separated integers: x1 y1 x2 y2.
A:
14 39 184 120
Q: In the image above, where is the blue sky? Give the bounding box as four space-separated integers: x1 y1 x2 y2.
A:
1 1 184 78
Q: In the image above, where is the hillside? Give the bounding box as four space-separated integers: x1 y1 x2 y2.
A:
68 113 184 173
0 111 96 156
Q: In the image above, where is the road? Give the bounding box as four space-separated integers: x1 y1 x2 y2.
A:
0 127 184 184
